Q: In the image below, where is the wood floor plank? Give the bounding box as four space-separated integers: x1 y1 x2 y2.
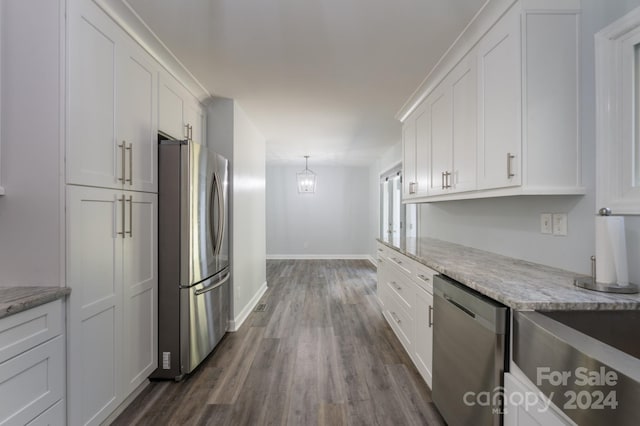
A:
114 259 440 426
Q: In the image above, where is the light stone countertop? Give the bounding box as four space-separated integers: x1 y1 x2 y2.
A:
377 237 640 311
0 286 71 319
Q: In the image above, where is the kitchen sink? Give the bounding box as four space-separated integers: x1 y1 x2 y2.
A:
513 310 640 426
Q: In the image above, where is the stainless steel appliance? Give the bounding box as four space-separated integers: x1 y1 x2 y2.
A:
514 310 640 425
432 275 508 426
152 135 230 380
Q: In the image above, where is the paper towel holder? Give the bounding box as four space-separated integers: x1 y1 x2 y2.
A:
574 208 639 294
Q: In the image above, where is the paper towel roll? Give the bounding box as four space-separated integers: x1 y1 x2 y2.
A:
595 215 629 285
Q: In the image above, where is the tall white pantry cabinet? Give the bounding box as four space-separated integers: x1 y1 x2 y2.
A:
63 0 205 425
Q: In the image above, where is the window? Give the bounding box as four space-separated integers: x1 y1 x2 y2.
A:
380 165 417 241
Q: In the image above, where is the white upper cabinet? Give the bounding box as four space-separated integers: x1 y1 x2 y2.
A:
596 5 640 214
67 0 159 192
402 118 418 198
477 5 521 190
400 0 583 202
159 70 206 144
116 39 158 193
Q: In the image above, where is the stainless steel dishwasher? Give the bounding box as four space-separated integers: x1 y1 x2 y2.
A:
432 274 508 426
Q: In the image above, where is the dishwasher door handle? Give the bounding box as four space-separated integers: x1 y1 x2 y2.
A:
444 295 476 319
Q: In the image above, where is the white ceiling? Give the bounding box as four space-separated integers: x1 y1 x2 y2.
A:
127 0 486 166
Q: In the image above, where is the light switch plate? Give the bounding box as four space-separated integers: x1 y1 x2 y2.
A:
540 213 553 234
552 213 568 236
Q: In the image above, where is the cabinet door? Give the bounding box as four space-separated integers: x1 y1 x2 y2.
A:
451 53 477 193
117 41 158 193
158 71 186 140
122 192 158 395
477 5 521 190
504 373 570 426
67 186 124 426
185 101 205 144
414 102 431 197
413 287 433 388
67 3 121 189
402 119 417 198
427 86 453 196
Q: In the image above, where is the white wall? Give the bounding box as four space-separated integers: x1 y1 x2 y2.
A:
0 0 63 286
418 0 640 280
208 98 266 329
266 164 371 258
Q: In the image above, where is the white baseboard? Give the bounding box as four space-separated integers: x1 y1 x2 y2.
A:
101 379 150 424
367 255 377 267
228 280 268 332
266 254 373 260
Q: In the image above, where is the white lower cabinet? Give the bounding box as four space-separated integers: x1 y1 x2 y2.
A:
376 243 435 388
67 185 157 426
0 301 65 426
504 373 572 426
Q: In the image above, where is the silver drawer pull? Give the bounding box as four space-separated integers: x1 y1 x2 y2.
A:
393 258 402 264
391 312 401 324
418 274 431 282
507 153 516 178
428 305 433 328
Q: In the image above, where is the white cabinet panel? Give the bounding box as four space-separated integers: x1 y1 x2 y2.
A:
159 72 186 140
450 54 477 193
185 101 205 144
117 41 158 193
414 104 431 197
477 5 521 190
414 287 433 388
504 373 571 426
0 336 64 426
0 300 63 364
67 186 122 426
427 87 453 196
67 5 119 189
402 118 417 198
123 193 158 394
25 399 65 426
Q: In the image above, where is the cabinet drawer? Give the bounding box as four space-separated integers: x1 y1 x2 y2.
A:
26 399 64 426
0 335 64 426
0 300 63 364
386 252 413 276
384 295 413 352
414 264 437 294
385 272 414 311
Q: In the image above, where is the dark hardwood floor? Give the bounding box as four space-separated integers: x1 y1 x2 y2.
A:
113 259 445 425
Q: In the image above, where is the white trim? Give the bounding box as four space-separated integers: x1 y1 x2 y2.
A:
228 281 268 332
367 255 377 267
266 254 373 260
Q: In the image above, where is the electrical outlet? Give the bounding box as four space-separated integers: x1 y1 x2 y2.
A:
540 213 553 234
553 213 568 236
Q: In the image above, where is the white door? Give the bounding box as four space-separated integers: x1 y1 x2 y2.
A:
117 41 158 193
185 101 204 144
122 192 158 395
402 119 417 198
67 186 123 426
451 53 477 193
67 3 120 189
414 287 433 388
427 86 453 196
158 72 186 139
477 5 522 190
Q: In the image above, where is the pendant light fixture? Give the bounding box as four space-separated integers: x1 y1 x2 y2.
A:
297 155 317 193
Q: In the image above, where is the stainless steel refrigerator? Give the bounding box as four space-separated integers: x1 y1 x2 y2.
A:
152 136 230 380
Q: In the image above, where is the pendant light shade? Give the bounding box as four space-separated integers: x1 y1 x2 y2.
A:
297 155 317 193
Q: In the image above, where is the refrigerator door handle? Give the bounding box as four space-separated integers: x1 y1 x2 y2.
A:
215 172 225 256
194 272 230 296
209 173 221 255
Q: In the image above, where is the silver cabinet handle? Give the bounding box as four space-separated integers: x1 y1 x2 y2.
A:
184 124 190 140
392 257 402 265
441 171 445 189
445 171 452 189
417 274 431 282
126 195 133 237
117 142 126 183
125 143 133 185
428 305 433 328
391 312 401 324
507 153 516 178
117 195 126 238
408 181 416 194
391 281 401 291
